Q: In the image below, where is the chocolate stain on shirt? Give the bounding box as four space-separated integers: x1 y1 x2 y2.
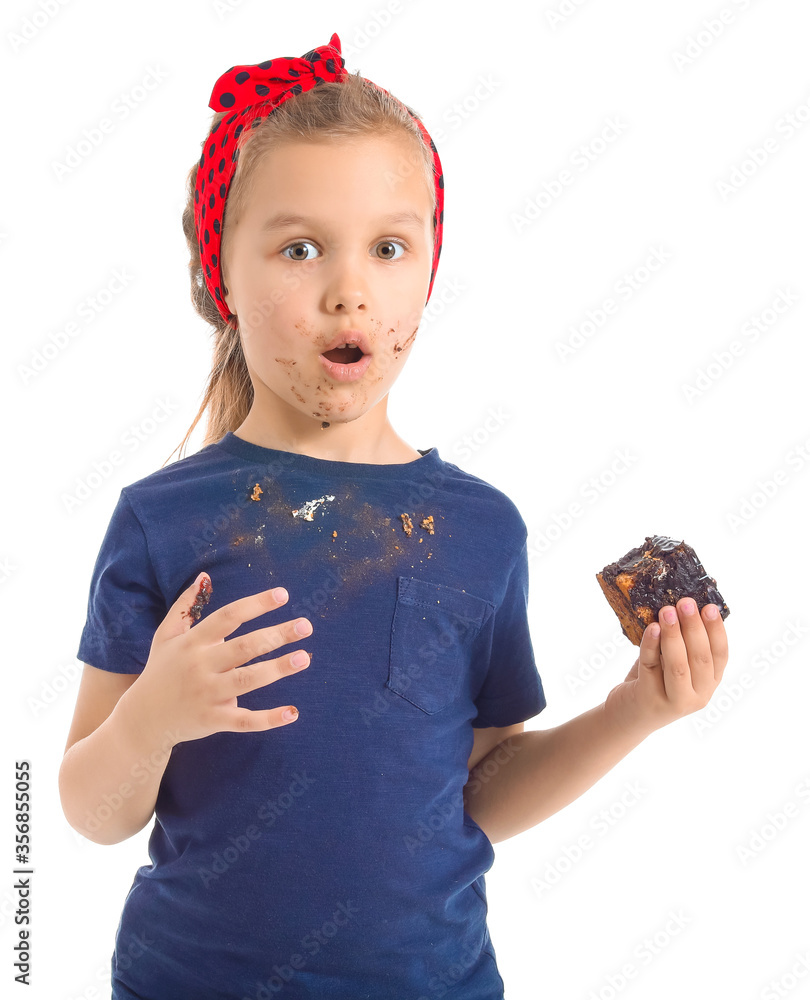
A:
226 477 440 604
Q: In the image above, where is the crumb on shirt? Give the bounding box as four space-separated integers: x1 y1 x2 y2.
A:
291 495 336 521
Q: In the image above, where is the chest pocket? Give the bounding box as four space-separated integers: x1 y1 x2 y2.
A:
386 576 495 715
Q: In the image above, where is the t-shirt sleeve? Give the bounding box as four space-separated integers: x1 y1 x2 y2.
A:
76 488 168 674
471 533 546 728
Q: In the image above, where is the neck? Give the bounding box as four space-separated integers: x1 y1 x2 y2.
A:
233 396 420 464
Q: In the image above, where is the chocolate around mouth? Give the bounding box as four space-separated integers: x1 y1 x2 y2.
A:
322 346 364 365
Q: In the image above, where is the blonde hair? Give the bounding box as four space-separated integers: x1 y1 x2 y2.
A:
165 70 437 468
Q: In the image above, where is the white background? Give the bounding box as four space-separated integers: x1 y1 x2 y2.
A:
3 1 809 998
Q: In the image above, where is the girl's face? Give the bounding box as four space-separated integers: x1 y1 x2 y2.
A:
222 133 435 430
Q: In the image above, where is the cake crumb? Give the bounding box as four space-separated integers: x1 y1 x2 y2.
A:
400 513 413 536
332 530 337 540
292 495 336 521
420 515 434 535
250 484 263 501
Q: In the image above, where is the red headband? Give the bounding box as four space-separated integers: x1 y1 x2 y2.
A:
193 32 444 326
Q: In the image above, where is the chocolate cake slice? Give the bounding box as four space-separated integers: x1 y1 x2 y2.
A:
596 535 730 645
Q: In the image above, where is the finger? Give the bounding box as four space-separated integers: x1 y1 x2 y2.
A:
209 615 313 673
217 646 311 701
622 657 639 683
157 571 214 641
658 604 693 704
190 584 292 645
637 622 665 699
224 703 301 734
675 597 716 700
700 602 730 684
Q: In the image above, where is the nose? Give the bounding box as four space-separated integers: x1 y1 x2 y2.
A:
323 253 369 314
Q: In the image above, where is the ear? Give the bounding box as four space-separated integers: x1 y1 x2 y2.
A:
222 278 234 315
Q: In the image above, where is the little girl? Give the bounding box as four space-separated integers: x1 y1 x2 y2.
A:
59 33 729 1000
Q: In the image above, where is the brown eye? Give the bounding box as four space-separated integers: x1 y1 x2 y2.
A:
282 241 319 261
375 240 405 261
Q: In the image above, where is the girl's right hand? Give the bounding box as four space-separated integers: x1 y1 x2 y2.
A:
128 573 312 747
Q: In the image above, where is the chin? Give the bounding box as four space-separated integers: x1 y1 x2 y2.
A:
310 397 376 426
311 409 353 426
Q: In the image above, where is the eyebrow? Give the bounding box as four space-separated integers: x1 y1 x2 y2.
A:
258 210 427 233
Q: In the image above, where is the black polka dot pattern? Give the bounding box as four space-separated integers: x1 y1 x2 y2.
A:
193 31 445 323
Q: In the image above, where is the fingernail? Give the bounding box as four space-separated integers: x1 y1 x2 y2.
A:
705 604 719 620
295 618 312 636
272 587 288 602
662 607 677 624
291 650 309 668
682 599 696 615
282 707 298 721
650 623 661 638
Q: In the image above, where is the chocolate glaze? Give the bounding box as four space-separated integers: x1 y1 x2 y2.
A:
596 535 730 645
184 575 213 623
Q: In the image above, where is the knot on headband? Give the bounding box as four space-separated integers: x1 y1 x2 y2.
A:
193 32 444 326
209 33 347 115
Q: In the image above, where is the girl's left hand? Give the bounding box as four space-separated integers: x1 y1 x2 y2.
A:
605 597 729 734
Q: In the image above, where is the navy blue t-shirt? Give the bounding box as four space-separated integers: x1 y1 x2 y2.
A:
76 431 546 1000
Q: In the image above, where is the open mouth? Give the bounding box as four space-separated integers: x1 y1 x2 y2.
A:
321 345 365 365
